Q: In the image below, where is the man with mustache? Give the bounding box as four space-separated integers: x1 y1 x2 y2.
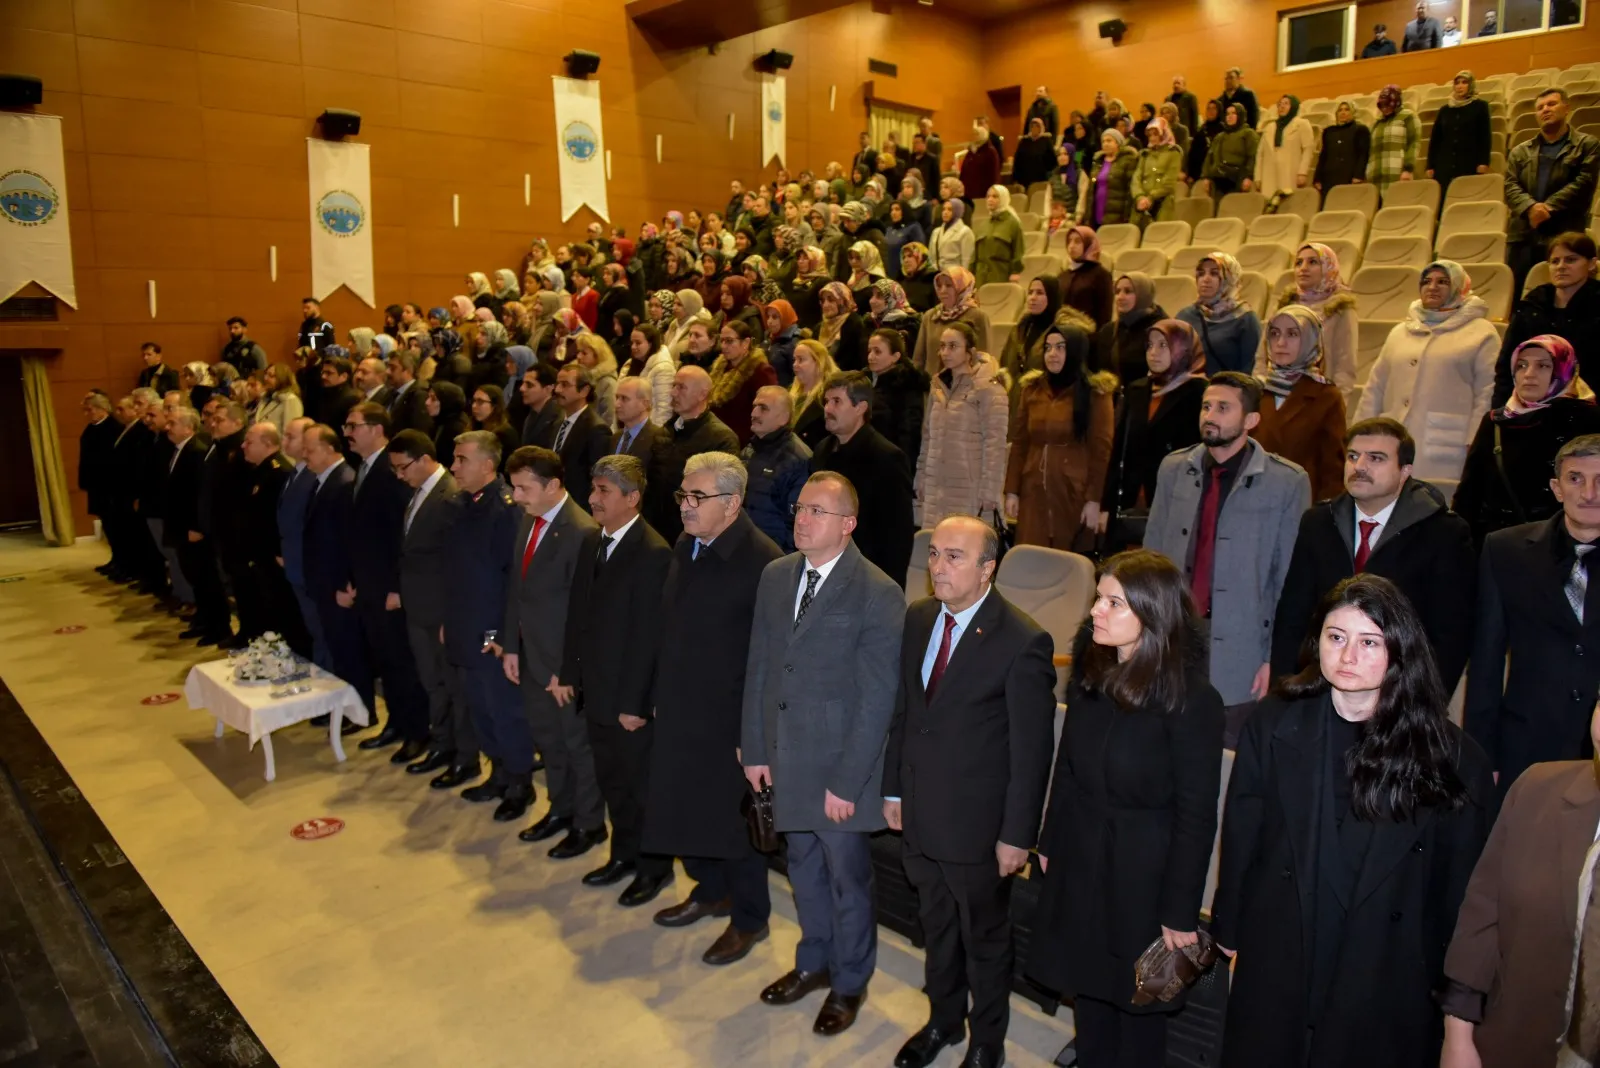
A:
1271 417 1476 692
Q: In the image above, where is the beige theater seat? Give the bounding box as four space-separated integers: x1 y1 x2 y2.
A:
1306 210 1369 248
1436 202 1508 253
1021 252 1064 281
1096 223 1142 263
1350 266 1420 320
1217 192 1266 222
905 529 933 603
1322 183 1380 219
1141 220 1193 260
994 545 1095 659
1235 243 1292 278
1247 213 1307 250
1153 275 1199 313
1174 197 1215 231
1467 262 1514 322
1436 231 1507 265
977 281 1026 322
1193 217 1247 254
1370 204 1437 246
1117 248 1169 277
1442 173 1505 210
1362 234 1433 270
1382 178 1442 215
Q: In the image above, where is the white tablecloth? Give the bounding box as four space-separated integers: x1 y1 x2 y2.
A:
184 659 368 747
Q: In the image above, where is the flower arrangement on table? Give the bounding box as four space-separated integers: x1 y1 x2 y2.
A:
229 633 307 686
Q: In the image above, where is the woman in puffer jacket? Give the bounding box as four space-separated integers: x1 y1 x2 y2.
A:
915 318 1010 526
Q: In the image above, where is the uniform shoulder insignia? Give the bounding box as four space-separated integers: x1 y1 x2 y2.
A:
500 489 514 505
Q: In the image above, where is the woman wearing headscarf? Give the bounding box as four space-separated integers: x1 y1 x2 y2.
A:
646 289 677 336
1253 304 1347 501
817 280 867 372
718 275 764 342
429 326 470 385
469 383 521 471
1453 334 1600 546
521 237 554 281
789 245 833 332
548 308 586 367
807 204 846 271
1366 84 1422 195
1058 224 1116 329
695 249 730 312
466 271 502 317
1201 103 1260 202
898 242 937 312
425 381 470 463
466 319 511 398
928 197 975 272
896 172 933 235
1176 251 1263 374
502 344 537 431
1493 233 1600 406
1426 71 1492 203
537 264 567 295
1012 116 1057 188
1052 135 1083 217
1096 273 1168 384
769 226 801 295
1258 242 1360 399
1254 94 1315 205
500 300 532 346
1131 117 1183 227
973 184 1026 287
1100 320 1207 548
867 278 922 360
882 201 927 284
1312 101 1372 195
1158 102 1190 160
916 318 1010 526
346 326 377 359
492 268 520 306
912 266 992 375
664 288 710 361
846 240 890 314
739 255 779 309
527 291 562 363
1357 260 1499 482
448 294 480 364
1004 314 1118 549
661 245 697 293
1076 129 1141 228
1187 100 1223 190
761 299 801 387
636 222 667 290
1000 275 1065 392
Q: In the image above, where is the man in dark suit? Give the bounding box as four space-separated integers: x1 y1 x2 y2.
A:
644 451 784 965
343 402 431 764
1466 434 1600 795
237 422 305 648
179 402 240 646
743 472 904 1036
550 364 611 514
200 402 252 648
646 366 741 542
316 356 363 430
276 417 328 666
163 409 216 632
80 394 124 573
503 446 606 843
137 341 179 395
134 396 185 607
1272 417 1477 691
554 455 675 904
611 377 667 469
811 372 916 588
387 430 470 780
300 423 370 735
519 362 560 447
384 351 433 438
884 515 1057 1068
354 356 392 408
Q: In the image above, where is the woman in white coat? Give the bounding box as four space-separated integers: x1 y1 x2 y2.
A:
928 197 976 272
1254 94 1315 201
625 323 676 425
1355 260 1498 483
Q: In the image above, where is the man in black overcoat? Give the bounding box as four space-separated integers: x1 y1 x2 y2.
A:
810 372 915 588
644 367 741 542
300 423 370 735
641 450 783 966
237 423 305 648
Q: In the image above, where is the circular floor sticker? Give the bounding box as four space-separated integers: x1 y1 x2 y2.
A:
140 693 180 706
54 624 86 634
290 817 345 841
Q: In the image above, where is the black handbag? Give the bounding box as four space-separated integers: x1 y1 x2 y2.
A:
741 783 779 853
991 507 1016 562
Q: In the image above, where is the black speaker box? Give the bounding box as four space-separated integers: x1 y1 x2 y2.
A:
565 49 601 77
0 74 44 108
760 49 794 70
1098 17 1127 39
317 109 361 138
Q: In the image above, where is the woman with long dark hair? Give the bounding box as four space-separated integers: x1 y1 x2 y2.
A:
1212 575 1495 1068
468 384 520 472
1029 549 1225 1068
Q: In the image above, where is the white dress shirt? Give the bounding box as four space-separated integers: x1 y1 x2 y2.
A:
792 549 846 620
599 513 640 560
1352 496 1400 555
404 464 446 533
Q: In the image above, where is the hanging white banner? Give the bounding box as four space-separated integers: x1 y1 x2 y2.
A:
761 74 787 168
0 114 76 308
306 139 374 308
552 76 609 223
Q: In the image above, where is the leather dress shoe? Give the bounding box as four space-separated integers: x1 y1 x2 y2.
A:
958 1043 1004 1068
217 634 250 651
652 897 730 928
548 826 607 859
702 922 768 965
390 739 428 764
581 858 635 886
493 787 534 823
406 749 453 775
431 764 479 789
358 727 403 750
530 752 545 772
517 813 571 843
618 871 674 907
760 969 831 1006
339 719 365 736
812 991 864 1036
894 1023 966 1068
460 777 507 803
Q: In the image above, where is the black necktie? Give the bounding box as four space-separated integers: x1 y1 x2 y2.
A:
795 568 820 628
595 534 613 574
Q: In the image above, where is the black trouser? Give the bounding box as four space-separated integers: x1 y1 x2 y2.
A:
586 718 667 874
409 624 477 763
522 670 605 830
903 846 1015 1047
219 548 260 637
248 559 308 652
315 596 373 717
1072 995 1168 1068
358 604 429 741
682 850 771 933
455 651 531 777
176 536 230 637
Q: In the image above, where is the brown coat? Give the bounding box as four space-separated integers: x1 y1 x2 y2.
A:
1444 760 1600 1068
1003 370 1117 549
1251 376 1347 502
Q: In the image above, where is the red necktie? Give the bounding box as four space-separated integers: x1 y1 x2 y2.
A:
1353 519 1378 572
925 612 958 699
520 516 547 577
1190 466 1226 617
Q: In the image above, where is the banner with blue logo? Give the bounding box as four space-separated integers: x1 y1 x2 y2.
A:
0 114 76 308
761 74 787 169
552 76 609 224
306 139 374 308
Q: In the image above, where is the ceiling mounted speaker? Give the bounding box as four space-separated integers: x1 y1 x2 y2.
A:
317 109 361 138
1098 18 1126 41
758 49 794 71
0 74 43 107
564 50 601 77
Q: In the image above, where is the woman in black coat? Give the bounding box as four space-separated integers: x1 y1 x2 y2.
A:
1311 102 1372 195
1212 575 1495 1068
866 326 931 469
1425 73 1492 201
1453 333 1600 547
1491 232 1600 407
1094 273 1166 383
425 381 471 463
1029 549 1224 1067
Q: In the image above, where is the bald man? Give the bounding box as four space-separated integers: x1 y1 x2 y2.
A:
644 366 740 542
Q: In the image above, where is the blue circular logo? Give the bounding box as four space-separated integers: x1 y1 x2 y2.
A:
563 121 599 162
767 102 783 123
316 190 364 236
0 169 58 226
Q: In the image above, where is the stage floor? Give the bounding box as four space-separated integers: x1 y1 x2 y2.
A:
0 535 1075 1068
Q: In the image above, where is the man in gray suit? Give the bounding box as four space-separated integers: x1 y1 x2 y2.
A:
502 445 608 858
742 471 904 1037
387 430 470 780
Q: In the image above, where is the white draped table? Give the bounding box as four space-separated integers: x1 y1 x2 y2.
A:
184 660 370 782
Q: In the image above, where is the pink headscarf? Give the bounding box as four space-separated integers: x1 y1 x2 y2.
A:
1295 242 1349 304
1496 334 1581 419
1066 224 1101 265
933 266 979 322
553 308 586 335
448 295 475 322
1143 117 1173 148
